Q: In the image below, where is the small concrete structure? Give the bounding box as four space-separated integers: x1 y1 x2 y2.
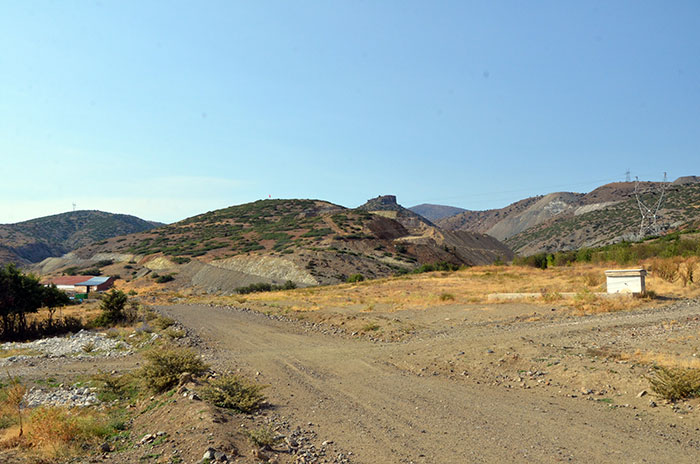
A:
605 269 647 294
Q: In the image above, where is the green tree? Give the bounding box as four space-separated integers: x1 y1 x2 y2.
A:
97 289 128 326
42 284 71 328
0 264 53 339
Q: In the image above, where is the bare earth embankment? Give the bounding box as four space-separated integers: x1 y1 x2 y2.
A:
162 299 700 463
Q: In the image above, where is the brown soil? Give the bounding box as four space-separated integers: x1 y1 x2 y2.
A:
159 300 700 463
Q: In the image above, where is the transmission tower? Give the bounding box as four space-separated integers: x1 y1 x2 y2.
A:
634 172 669 238
72 203 76 212
625 169 631 182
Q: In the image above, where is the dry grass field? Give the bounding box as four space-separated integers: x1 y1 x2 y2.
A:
198 260 700 316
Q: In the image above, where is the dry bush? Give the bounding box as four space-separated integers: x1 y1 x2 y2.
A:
27 407 80 454
0 377 26 436
582 271 604 288
201 374 266 413
648 366 700 401
570 293 642 315
1 403 113 461
141 348 209 392
650 258 679 283
678 258 697 287
439 292 455 301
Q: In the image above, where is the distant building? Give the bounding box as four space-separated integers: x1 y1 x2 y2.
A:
44 275 115 293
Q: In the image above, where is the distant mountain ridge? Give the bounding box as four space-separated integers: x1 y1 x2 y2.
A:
435 176 700 255
0 210 161 266
408 204 467 222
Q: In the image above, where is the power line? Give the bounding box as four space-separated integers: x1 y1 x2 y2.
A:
634 172 669 238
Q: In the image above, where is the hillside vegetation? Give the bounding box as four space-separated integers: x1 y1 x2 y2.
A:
0 211 160 266
46 198 513 294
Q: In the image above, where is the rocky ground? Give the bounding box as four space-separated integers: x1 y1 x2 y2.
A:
162 299 700 463
3 297 700 463
0 320 355 464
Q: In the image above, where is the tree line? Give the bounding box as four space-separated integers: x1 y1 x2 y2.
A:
0 264 78 341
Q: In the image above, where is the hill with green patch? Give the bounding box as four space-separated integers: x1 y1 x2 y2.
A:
43 198 513 293
0 210 161 266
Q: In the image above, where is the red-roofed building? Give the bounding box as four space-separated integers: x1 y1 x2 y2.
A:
43 275 115 293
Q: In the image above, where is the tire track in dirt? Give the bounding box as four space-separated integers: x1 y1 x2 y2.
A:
162 303 700 463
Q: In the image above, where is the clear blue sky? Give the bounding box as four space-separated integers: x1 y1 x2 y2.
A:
1 1 698 224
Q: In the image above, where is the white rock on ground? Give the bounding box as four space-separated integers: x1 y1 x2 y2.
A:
0 329 132 365
23 385 100 408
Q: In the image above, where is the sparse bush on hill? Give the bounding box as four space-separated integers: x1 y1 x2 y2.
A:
79 268 102 276
155 274 175 284
235 280 296 294
141 348 209 393
346 274 365 283
413 262 461 274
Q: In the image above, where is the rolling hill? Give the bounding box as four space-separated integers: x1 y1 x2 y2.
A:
37 197 514 293
0 211 161 266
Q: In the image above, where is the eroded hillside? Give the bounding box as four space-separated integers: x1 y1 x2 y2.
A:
37 198 513 294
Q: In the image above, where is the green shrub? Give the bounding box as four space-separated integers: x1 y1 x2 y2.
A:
155 274 175 284
141 349 209 393
649 366 700 401
413 262 461 274
235 281 296 294
439 292 455 301
247 425 280 449
163 326 186 339
201 374 266 413
513 253 549 269
346 274 365 283
93 290 128 327
92 372 139 403
153 316 175 330
236 283 272 294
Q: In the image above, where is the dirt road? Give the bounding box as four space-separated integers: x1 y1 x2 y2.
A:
162 302 700 463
